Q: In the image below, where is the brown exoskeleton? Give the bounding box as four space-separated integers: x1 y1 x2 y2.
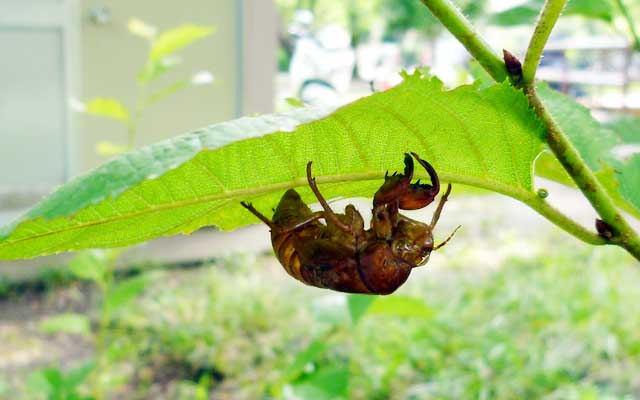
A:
241 153 459 295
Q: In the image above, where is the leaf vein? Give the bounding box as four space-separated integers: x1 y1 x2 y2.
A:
191 157 229 192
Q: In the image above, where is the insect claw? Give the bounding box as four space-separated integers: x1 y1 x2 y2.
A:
392 171 397 176
416 179 421 185
385 170 389 178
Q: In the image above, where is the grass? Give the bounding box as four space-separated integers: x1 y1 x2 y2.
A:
2 229 639 399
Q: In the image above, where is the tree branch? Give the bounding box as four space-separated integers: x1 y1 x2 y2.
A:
419 0 507 82
522 0 567 84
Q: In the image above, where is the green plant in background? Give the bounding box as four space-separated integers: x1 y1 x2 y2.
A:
27 19 215 400
34 250 155 399
81 19 215 154
490 0 640 50
382 0 486 38
27 363 96 400
79 241 636 398
0 1 638 262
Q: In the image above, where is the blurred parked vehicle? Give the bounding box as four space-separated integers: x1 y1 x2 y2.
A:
356 23 403 91
288 10 355 106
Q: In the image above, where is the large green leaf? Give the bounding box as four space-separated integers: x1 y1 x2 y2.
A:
0 72 544 260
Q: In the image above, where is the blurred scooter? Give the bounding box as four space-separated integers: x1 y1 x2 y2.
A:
356 23 403 92
288 10 355 107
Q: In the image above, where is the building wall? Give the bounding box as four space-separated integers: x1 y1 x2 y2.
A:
0 0 276 220
80 0 240 170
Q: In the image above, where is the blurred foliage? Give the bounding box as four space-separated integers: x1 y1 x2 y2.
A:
277 0 634 43
27 363 95 400
605 115 640 143
490 0 616 26
381 0 487 38
29 249 158 399
32 20 216 398
39 314 92 337
489 0 640 49
11 240 636 399
82 19 215 155
276 0 486 42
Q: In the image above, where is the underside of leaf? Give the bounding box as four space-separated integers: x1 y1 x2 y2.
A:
0 72 544 260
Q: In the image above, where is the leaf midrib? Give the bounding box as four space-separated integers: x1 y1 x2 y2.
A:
0 171 532 249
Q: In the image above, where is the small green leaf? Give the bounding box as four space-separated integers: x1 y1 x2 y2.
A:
146 79 190 105
285 97 305 107
346 294 375 324
42 368 65 388
68 250 108 283
105 275 149 312
127 18 157 40
96 141 128 157
138 57 181 84
85 97 129 123
149 24 215 64
280 338 328 385
27 370 51 395
39 313 92 336
291 366 349 400
64 362 96 388
367 295 435 319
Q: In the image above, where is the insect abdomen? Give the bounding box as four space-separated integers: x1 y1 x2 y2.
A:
271 231 304 282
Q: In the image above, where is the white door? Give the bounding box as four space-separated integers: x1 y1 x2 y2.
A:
0 1 78 194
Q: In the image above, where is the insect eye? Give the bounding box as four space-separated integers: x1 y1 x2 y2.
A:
391 239 413 256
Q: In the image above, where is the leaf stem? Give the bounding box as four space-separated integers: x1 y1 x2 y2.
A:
520 192 606 245
419 0 507 82
613 0 640 51
522 0 567 84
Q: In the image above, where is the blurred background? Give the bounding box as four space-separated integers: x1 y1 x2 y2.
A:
1 0 639 399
